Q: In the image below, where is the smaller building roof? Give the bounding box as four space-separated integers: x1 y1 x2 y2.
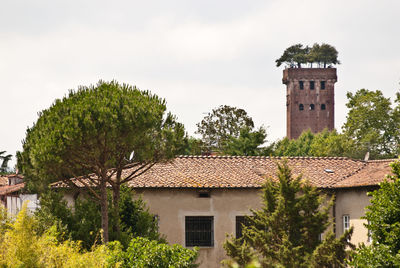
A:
0 174 25 195
0 183 25 195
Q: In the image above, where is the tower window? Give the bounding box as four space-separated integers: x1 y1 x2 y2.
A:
320 81 326 89
310 81 315 90
309 104 315 110
299 81 304 90
321 104 326 110
299 104 304 111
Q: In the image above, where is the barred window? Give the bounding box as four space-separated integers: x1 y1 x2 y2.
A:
299 81 304 90
236 216 250 239
299 104 304 111
320 81 326 89
310 81 315 90
185 216 214 247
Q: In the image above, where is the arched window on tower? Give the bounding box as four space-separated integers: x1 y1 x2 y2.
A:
309 104 315 110
299 104 304 111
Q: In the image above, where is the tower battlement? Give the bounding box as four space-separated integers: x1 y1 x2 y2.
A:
283 68 337 139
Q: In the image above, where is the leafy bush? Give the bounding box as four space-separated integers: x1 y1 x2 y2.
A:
35 186 162 249
0 203 123 267
0 203 198 268
119 237 198 268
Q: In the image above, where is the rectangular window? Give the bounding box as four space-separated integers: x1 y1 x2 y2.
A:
299 81 304 90
236 216 250 239
185 216 214 247
320 81 326 89
343 215 350 231
310 81 315 90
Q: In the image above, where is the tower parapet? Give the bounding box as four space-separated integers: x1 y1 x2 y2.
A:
283 68 337 139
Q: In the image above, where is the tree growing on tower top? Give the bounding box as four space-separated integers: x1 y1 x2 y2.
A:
276 43 340 68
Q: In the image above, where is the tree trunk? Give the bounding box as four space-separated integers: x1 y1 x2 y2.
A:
112 183 121 240
100 177 109 243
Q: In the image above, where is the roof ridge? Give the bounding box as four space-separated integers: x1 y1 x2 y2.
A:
176 155 361 160
366 159 397 163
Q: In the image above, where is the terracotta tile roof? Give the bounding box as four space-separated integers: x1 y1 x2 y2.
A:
0 174 23 186
0 176 8 186
0 183 25 195
124 156 391 189
332 159 394 188
53 156 396 190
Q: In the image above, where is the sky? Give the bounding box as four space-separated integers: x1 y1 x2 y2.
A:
1 0 400 168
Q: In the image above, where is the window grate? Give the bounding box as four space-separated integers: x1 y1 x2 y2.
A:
236 216 250 239
320 81 326 89
299 81 304 90
310 81 315 90
185 216 214 247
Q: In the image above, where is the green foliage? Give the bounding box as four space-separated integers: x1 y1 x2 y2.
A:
276 43 339 68
18 80 185 192
183 137 204 155
18 80 186 241
35 187 162 249
276 44 310 68
0 150 12 174
272 129 356 158
222 127 270 156
0 203 197 268
196 105 266 153
0 202 124 267
350 160 400 266
343 89 399 159
118 237 198 268
223 160 353 267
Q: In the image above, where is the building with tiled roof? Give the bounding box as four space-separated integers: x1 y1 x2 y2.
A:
61 156 395 268
0 174 38 215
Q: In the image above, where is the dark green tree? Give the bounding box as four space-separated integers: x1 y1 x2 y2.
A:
35 186 162 249
349 160 400 267
308 43 340 68
0 151 12 174
18 81 186 242
196 105 255 152
223 160 353 267
275 44 310 68
276 43 340 68
222 127 269 156
272 129 357 158
342 89 399 159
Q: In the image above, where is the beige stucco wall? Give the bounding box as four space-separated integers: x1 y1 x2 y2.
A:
135 188 263 268
63 187 373 267
334 188 373 245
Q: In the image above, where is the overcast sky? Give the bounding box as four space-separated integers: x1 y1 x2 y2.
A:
1 0 400 168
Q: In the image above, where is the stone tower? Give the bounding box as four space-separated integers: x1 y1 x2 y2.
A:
283 68 337 139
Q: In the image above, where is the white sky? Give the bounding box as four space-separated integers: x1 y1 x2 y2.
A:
1 0 400 168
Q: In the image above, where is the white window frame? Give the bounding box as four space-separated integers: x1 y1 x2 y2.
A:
343 215 350 231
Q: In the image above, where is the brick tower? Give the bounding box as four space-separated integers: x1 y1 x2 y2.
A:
283 68 337 139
